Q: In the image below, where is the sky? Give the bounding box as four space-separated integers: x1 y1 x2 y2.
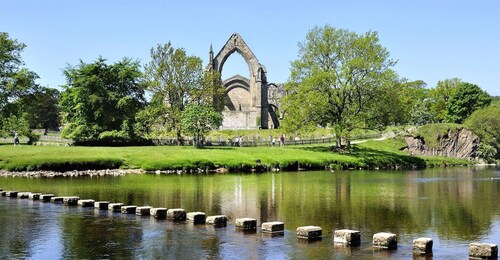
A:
1 0 499 96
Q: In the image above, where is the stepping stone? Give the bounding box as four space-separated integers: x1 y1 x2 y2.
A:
413 237 433 255
261 221 284 234
469 243 498 259
334 229 361 245
40 194 54 202
187 212 206 224
167 208 186 221
150 208 168 219
235 218 257 230
206 215 227 227
136 206 152 216
63 196 80 206
29 193 42 200
108 203 124 212
18 192 31 199
51 197 64 204
0 191 6 196
77 199 95 207
373 232 398 249
121 206 137 214
297 226 322 240
6 191 18 198
94 201 109 210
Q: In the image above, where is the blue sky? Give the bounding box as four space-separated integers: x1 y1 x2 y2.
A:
2 0 499 96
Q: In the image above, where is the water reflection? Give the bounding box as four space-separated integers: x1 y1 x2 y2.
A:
0 166 499 258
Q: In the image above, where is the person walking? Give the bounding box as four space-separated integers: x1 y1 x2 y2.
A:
14 131 20 146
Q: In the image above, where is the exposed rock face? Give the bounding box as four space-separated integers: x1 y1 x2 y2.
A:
404 127 479 160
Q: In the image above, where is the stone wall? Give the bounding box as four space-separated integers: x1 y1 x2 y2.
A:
220 111 258 130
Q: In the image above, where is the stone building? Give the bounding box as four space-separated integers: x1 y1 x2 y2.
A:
206 33 283 129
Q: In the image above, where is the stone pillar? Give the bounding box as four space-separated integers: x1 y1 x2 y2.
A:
121 206 137 214
187 212 206 224
167 208 186 221
235 218 257 231
261 221 284 234
108 203 124 212
469 243 498 259
18 192 31 199
136 206 153 216
77 199 95 207
29 193 42 200
413 237 433 255
206 215 227 227
51 197 64 204
333 229 361 245
373 232 397 249
150 208 168 219
297 226 322 240
63 196 80 206
40 194 54 202
6 191 18 197
94 201 109 210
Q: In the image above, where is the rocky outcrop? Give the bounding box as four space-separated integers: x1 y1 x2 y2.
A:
404 127 479 160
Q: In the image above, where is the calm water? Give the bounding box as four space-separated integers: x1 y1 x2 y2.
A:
1 167 499 259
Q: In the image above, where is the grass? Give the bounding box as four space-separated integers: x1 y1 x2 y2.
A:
0 137 471 172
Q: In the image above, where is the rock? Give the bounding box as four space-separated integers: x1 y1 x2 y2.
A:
150 208 168 219
334 229 361 245
136 206 152 216
404 127 479 160
167 208 186 221
77 199 95 207
6 191 18 198
51 197 64 204
469 243 498 258
373 232 397 249
40 194 54 202
206 215 227 227
121 206 137 214
63 196 80 206
297 226 322 240
29 193 42 200
413 237 433 255
235 218 257 230
18 192 31 199
187 212 206 224
261 221 284 234
108 203 124 212
94 201 109 210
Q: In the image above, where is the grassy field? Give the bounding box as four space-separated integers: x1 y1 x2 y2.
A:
0 137 471 172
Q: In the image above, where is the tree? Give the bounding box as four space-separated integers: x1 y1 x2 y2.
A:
144 42 203 144
465 100 500 162
0 32 39 137
428 78 461 122
60 57 145 144
282 25 397 147
17 86 60 130
181 103 223 148
445 82 491 123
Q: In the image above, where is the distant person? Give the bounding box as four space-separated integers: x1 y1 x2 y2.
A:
238 135 243 147
14 132 20 146
272 137 276 147
280 134 285 147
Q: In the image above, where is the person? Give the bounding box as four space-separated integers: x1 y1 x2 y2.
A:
14 131 20 146
238 135 243 147
280 134 285 147
272 136 276 147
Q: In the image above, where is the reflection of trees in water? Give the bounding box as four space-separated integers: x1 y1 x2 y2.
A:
60 214 142 259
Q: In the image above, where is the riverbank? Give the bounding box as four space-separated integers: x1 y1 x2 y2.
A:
0 138 472 173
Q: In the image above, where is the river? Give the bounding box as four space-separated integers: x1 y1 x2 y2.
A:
1 166 499 259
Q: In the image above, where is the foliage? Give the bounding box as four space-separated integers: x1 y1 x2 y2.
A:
0 114 40 144
199 69 225 112
60 57 145 144
16 86 60 130
143 42 203 144
465 100 500 161
181 103 223 148
415 123 465 149
445 82 491 123
428 78 460 123
282 25 398 147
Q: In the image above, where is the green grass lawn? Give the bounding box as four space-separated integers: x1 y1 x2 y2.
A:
0 138 471 172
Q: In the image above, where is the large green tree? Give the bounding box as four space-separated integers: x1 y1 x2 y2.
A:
60 57 145 143
465 100 500 162
428 78 461 122
445 82 491 123
181 103 223 148
143 42 203 144
0 32 39 137
282 25 397 146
